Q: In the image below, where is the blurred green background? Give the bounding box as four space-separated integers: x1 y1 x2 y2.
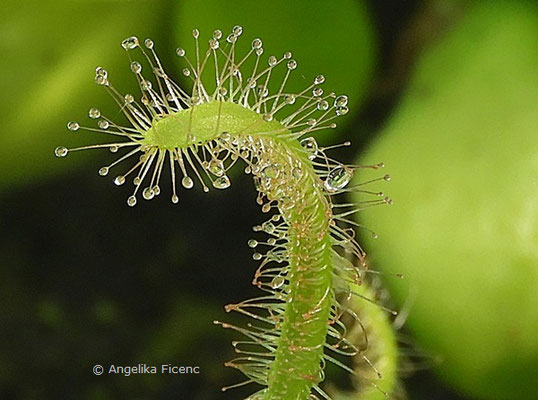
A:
0 1 536 399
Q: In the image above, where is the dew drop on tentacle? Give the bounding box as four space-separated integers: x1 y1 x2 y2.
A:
251 38 263 49
334 95 348 107
336 106 349 116
213 175 231 189
232 25 243 36
114 176 126 186
284 94 296 104
98 120 109 129
208 159 225 176
209 38 219 50
98 167 109 176
261 165 279 179
317 99 329 111
144 38 154 49
95 66 107 79
130 61 142 74
54 146 69 158
271 276 285 289
67 121 80 131
248 240 258 248
324 166 354 192
88 108 101 119
300 137 319 160
262 222 275 234
182 176 194 189
127 195 137 207
142 187 155 200
268 56 278 66
314 74 325 85
121 36 139 50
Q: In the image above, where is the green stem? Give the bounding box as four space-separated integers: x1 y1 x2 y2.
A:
262 138 334 398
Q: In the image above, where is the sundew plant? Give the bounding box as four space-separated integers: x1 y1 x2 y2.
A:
55 26 398 400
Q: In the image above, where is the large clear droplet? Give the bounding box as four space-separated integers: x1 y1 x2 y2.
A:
182 176 194 189
176 47 185 57
114 176 126 186
271 276 285 289
262 165 279 179
213 175 231 189
142 187 155 200
208 158 225 176
324 166 354 192
121 36 139 50
300 137 318 160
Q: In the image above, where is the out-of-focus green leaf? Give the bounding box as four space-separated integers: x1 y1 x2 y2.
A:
355 2 538 399
0 0 169 189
